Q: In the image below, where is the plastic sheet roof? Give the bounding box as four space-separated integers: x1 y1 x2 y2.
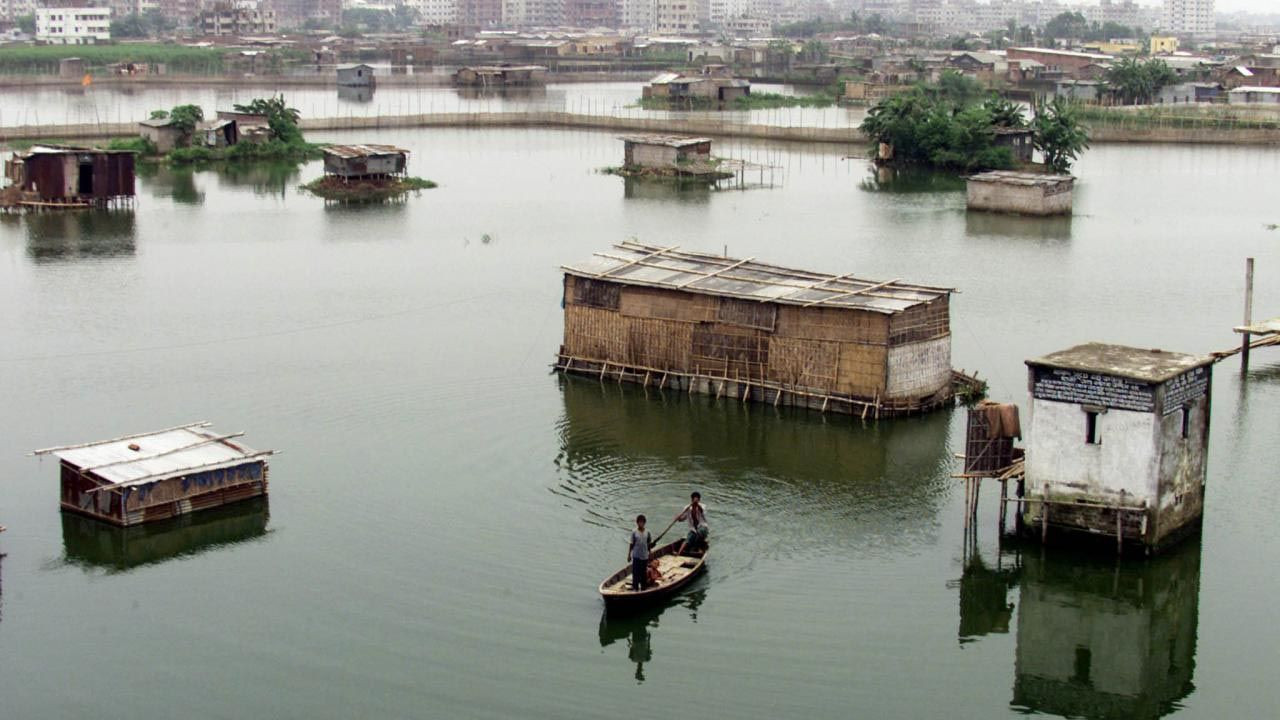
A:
36 423 274 488
562 241 951 314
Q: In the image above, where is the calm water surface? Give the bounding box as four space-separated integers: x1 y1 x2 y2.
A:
1 129 1278 718
0 81 862 129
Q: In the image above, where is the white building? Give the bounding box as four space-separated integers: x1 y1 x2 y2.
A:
36 7 112 45
656 0 702 34
404 0 459 24
1162 0 1214 36
621 0 657 30
1022 343 1213 552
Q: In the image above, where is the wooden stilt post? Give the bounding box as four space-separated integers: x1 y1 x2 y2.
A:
1242 257 1255 372
998 478 1008 537
1116 508 1123 556
1041 483 1049 544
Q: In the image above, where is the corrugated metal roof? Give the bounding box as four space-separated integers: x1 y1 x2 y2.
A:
562 241 951 314
648 72 681 84
323 144 409 159
618 134 712 147
36 423 274 488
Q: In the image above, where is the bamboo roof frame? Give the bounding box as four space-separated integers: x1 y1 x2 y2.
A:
31 421 211 456
564 241 952 313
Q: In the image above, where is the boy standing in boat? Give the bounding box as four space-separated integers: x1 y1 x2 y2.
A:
627 515 652 591
675 492 708 556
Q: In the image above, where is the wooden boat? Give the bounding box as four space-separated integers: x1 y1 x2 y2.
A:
599 540 706 612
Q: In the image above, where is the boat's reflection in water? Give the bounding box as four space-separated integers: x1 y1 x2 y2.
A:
598 587 707 684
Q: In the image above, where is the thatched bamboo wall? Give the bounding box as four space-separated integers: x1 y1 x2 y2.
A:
561 275 952 407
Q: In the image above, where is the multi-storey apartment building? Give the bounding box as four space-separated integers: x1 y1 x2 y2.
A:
200 2 277 35
405 0 459 25
1163 0 1213 35
36 6 111 44
656 0 702 34
565 0 617 26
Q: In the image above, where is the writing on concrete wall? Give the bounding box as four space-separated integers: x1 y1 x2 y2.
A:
1032 367 1155 412
1162 366 1209 414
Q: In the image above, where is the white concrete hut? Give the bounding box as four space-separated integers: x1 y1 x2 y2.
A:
967 171 1074 216
1021 343 1213 552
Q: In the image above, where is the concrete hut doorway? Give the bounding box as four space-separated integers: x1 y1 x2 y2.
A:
77 158 94 196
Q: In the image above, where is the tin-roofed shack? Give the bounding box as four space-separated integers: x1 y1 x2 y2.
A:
3 146 135 208
322 144 408 179
618 135 728 178
556 242 959 417
337 63 376 87
454 65 548 87
1022 343 1213 552
967 171 1074 216
34 422 275 527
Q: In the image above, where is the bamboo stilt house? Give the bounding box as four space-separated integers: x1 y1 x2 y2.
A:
34 422 275 527
556 242 961 417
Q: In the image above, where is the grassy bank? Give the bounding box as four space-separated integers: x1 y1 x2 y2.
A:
300 175 437 203
0 44 228 75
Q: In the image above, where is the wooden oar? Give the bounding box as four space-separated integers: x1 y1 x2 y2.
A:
649 513 681 548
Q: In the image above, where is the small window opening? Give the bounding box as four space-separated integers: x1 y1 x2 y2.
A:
1180 407 1190 439
1085 411 1099 445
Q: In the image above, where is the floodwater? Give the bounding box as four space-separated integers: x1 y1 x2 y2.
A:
1 127 1279 718
0 80 862 129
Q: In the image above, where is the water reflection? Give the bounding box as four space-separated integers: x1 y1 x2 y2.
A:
338 85 375 104
956 551 1019 643
623 177 713 203
859 166 966 194
599 589 706 683
965 211 1073 242
456 86 550 102
215 161 303 199
554 376 953 559
1011 541 1201 719
25 210 136 262
61 497 270 573
138 164 205 205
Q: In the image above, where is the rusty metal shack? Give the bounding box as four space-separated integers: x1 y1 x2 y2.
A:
34 422 275 527
1021 343 1213 552
620 135 713 172
556 241 961 417
337 63 376 87
454 65 548 87
4 145 135 208
321 144 408 180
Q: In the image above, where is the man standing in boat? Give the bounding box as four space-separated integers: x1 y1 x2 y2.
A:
675 492 708 556
627 515 652 591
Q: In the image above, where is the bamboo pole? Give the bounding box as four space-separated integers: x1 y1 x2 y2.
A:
32 422 211 456
1242 257 1254 372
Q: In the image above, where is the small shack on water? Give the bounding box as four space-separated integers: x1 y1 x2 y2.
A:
34 422 275 527
1021 343 1212 552
59 57 85 78
321 144 408 180
337 63 376 87
139 118 184 153
3 145 135 209
454 65 548 87
617 135 732 179
967 171 1074 216
556 241 962 417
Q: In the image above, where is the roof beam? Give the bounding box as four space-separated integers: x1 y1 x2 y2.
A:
677 256 755 287
79 432 246 473
32 422 211 456
802 279 902 308
83 451 278 492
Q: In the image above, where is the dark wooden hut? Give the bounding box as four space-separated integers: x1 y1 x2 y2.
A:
555 241 959 417
34 422 275 527
5 145 135 208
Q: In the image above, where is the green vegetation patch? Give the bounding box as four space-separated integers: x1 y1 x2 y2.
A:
0 44 226 74
300 175 437 203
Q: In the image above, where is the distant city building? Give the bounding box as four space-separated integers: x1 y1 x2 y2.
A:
200 2 277 36
1163 0 1214 36
404 0 459 25
35 6 111 45
656 0 702 34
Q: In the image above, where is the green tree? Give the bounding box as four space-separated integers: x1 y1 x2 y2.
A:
167 104 204 138
865 14 887 34
1045 11 1089 41
932 70 986 109
861 86 1014 172
1104 57 1176 104
17 14 36 34
983 97 1026 128
801 39 829 63
233 95 303 144
111 13 147 38
1032 97 1089 173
